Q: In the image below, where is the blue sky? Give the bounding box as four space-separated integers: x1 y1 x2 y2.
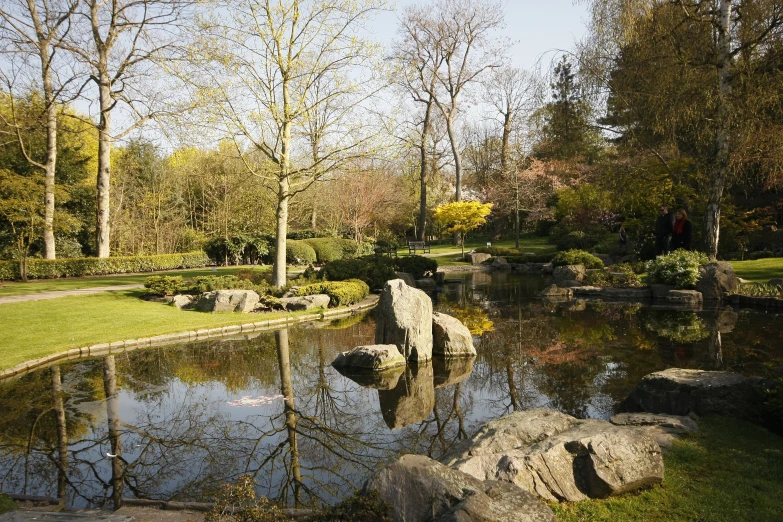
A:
367 0 590 70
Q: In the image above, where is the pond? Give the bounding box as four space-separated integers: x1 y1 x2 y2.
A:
1 272 781 510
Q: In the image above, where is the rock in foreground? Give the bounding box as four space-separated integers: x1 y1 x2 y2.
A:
279 294 330 311
331 345 406 372
432 312 476 357
196 290 260 313
364 454 555 522
696 261 738 300
610 412 698 449
375 279 433 362
444 409 664 502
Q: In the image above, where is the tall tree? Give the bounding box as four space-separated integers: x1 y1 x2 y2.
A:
193 0 386 287
0 0 79 259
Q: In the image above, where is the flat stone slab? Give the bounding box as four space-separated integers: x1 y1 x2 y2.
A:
0 513 134 521
331 344 406 371
611 412 698 448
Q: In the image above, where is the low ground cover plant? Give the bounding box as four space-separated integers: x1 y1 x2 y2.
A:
551 249 604 269
318 255 437 289
736 281 783 298
646 250 709 289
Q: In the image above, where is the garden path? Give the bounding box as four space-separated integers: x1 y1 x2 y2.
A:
0 285 144 305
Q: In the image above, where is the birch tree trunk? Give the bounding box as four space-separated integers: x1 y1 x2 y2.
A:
96 71 113 258
41 40 57 259
418 99 433 241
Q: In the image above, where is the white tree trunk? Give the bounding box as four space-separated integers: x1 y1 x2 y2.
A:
42 40 57 259
96 71 112 258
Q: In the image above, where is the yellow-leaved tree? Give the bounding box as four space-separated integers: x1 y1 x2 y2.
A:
434 201 493 258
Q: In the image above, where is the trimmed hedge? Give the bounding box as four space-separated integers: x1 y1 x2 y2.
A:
394 255 438 279
285 240 317 265
293 279 370 306
321 258 398 290
551 249 604 269
304 238 345 263
144 274 272 297
0 251 210 281
144 276 187 296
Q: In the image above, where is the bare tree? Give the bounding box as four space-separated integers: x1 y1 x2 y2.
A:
0 0 79 259
64 0 195 257
191 0 387 287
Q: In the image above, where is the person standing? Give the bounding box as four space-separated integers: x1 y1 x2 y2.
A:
654 206 673 256
671 208 692 251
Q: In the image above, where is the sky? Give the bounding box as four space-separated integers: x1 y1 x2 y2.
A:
366 0 590 71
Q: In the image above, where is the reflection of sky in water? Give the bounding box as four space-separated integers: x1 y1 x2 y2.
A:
1 272 781 509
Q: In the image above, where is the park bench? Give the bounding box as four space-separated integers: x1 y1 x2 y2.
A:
408 241 431 255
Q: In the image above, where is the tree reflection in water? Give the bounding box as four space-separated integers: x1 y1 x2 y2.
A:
0 274 781 509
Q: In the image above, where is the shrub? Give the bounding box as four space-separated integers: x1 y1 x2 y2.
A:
583 264 642 288
186 275 271 296
503 254 555 264
320 257 398 289
285 240 317 265
294 279 369 306
394 255 438 279
340 238 374 258
645 250 709 289
303 238 344 263
551 249 604 269
144 276 186 296
0 251 210 281
475 246 519 256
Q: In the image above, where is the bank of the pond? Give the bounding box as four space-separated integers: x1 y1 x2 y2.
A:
553 415 783 522
0 289 378 375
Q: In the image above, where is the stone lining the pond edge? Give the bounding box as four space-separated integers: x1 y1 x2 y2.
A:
0 294 379 383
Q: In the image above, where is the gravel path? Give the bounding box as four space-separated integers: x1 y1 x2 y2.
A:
0 284 144 305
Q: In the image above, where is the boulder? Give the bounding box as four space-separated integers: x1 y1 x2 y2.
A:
542 263 554 274
196 290 260 313
620 368 770 421
170 294 196 310
538 284 572 298
331 344 406 371
279 294 330 311
333 365 404 390
415 278 436 289
768 278 783 286
651 284 675 299
572 286 605 298
603 287 652 300
445 410 664 503
375 279 433 362
396 272 417 287
492 257 511 270
553 264 585 283
433 357 475 388
512 263 530 273
364 454 556 522
557 279 583 288
695 261 738 300
666 290 703 306
378 364 435 430
432 312 476 357
468 252 492 265
610 412 698 449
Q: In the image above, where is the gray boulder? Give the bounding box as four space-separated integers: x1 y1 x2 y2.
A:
447 410 664 502
433 357 475 388
364 454 556 522
492 257 511 270
396 272 417 287
378 364 435 430
468 252 491 265
432 312 476 357
696 261 738 300
333 365 404 390
279 294 330 311
557 279 583 288
651 284 675 299
603 287 652 299
170 294 196 310
553 264 585 283
513 263 530 273
610 412 698 449
538 284 572 298
196 290 260 313
416 277 436 289
542 263 554 274
666 290 703 306
572 286 605 298
331 344 406 371
620 368 769 421
375 279 433 362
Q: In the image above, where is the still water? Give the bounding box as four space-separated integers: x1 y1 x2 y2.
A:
1 272 781 509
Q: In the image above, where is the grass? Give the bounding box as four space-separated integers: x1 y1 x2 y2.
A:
0 265 273 298
0 289 318 371
0 493 14 515
552 416 783 522
730 258 783 283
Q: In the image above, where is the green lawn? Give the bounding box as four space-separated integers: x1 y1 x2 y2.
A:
0 266 269 297
553 416 783 522
730 258 783 283
0 289 314 371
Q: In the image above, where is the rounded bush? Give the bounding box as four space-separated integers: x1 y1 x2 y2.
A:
286 240 317 265
293 279 370 306
303 238 344 263
394 255 438 279
646 250 709 289
551 249 604 269
144 276 186 296
321 257 397 290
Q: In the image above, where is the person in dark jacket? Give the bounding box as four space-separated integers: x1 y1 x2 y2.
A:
671 208 692 251
654 206 673 256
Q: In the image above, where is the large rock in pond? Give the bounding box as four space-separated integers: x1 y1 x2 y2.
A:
196 290 260 313
375 279 433 362
666 290 703 306
538 284 572 299
620 368 770 421
432 312 476 357
468 252 491 265
492 257 511 270
378 364 435 430
553 264 585 283
610 412 698 449
696 261 738 300
443 409 664 503
433 357 475 388
279 294 330 311
332 344 406 371
364 454 555 522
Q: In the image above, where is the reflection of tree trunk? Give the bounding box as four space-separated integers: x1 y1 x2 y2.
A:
452 383 466 439
275 329 302 506
708 330 723 370
52 366 69 507
506 361 519 411
103 356 123 510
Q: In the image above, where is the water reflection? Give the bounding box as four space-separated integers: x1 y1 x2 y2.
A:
0 273 781 509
